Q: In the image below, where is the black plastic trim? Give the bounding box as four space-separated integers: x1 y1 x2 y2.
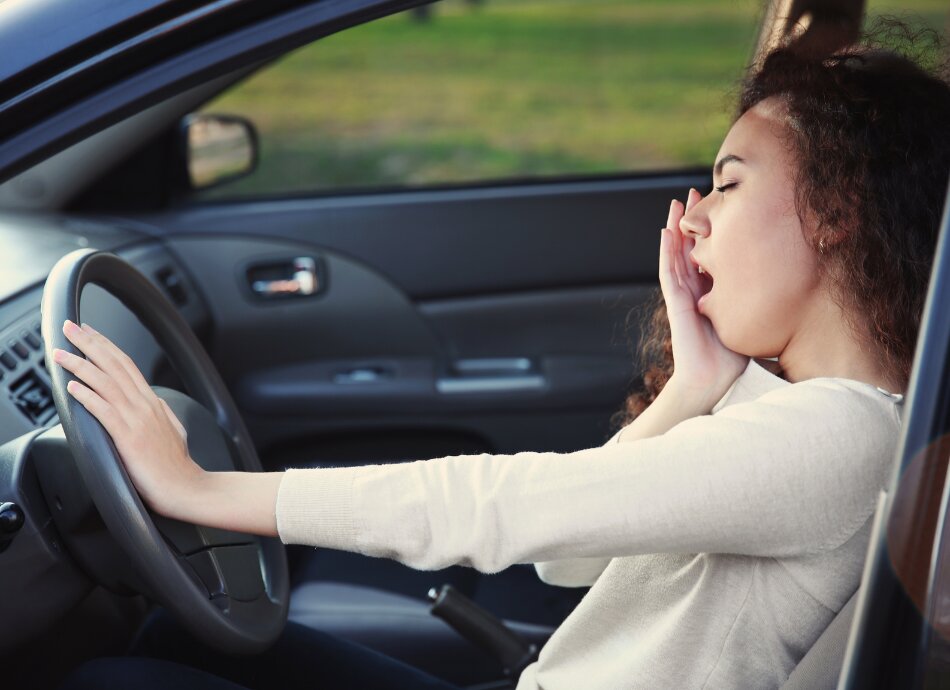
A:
841 178 950 687
0 0 429 183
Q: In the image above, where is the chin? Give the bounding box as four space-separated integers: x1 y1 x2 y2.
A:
712 321 756 356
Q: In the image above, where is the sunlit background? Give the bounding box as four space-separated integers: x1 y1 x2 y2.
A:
197 0 947 198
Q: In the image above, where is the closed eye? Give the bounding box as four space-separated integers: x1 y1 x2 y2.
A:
714 182 738 194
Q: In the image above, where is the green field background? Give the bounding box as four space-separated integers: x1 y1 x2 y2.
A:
198 0 946 198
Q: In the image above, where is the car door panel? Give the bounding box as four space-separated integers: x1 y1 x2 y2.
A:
151 174 706 298
151 174 705 467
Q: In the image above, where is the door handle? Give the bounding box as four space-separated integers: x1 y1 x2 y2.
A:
246 256 323 299
436 357 546 394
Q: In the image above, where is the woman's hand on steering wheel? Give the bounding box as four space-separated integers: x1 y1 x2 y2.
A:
659 188 750 412
52 320 206 518
52 318 283 536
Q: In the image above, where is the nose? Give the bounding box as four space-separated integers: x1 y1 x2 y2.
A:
679 192 711 239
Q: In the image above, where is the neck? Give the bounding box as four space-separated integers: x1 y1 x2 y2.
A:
776 295 905 395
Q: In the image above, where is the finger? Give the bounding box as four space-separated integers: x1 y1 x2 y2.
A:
682 189 701 275
79 323 153 396
658 228 689 314
667 222 702 307
658 227 674 295
680 187 703 268
684 187 702 214
62 321 154 422
670 213 687 290
53 347 131 408
65 379 125 436
63 321 148 404
680 188 704 292
666 199 684 237
62 321 136 402
673 229 689 290
666 199 684 287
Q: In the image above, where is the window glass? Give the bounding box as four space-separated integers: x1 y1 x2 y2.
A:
866 0 947 30
195 0 763 198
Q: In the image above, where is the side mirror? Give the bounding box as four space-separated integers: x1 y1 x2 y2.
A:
180 114 258 191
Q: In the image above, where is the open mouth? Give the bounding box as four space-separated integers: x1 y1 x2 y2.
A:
698 268 714 297
691 254 714 295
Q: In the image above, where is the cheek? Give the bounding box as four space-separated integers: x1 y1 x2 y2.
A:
712 284 792 355
712 248 816 354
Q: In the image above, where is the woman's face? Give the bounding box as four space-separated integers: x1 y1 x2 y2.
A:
681 98 822 357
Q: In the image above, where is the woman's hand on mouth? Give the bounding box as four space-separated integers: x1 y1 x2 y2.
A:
659 189 750 412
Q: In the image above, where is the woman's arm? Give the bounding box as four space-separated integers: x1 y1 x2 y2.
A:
54 320 898 573
53 319 720 541
531 378 715 587
609 188 750 443
272 381 898 572
531 190 747 587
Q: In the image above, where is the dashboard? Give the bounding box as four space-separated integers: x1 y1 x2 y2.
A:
0 211 210 448
0 210 213 649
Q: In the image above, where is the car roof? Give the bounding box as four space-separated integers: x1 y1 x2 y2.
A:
0 0 173 84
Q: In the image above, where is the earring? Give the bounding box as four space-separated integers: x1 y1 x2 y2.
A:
818 238 826 253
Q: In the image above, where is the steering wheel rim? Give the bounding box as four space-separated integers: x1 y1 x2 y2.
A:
42 248 289 654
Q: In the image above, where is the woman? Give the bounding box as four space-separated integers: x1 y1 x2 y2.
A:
58 23 950 690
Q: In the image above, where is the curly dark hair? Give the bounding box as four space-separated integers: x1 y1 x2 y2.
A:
612 18 950 431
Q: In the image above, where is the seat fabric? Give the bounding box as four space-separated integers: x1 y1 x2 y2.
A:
781 590 859 689
289 582 554 688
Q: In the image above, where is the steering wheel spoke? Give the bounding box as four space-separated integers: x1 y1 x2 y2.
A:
185 544 267 602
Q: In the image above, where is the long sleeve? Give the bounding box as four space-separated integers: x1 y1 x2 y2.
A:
532 427 624 587
275 379 901 574
533 556 614 587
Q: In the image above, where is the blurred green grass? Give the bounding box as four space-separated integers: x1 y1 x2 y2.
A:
198 0 946 198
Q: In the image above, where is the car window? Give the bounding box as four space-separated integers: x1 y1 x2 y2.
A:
192 0 764 199
866 0 946 27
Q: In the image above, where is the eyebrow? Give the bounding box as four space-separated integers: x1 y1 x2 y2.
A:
714 154 746 178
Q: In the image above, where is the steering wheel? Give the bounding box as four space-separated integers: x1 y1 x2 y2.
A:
41 248 289 654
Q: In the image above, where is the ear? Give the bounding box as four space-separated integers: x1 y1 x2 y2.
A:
816 229 847 253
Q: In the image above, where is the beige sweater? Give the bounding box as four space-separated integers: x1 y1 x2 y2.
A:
276 360 904 688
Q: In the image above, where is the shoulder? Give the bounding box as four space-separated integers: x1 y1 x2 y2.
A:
713 375 902 449
762 376 900 416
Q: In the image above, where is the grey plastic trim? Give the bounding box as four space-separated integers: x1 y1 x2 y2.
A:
453 358 533 374
436 376 546 395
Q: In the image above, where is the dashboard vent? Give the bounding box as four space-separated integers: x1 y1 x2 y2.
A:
10 369 56 426
155 266 188 306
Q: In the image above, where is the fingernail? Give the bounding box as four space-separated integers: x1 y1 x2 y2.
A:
63 320 78 334
52 348 66 363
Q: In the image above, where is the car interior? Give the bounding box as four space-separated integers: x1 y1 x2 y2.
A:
1 0 947 688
